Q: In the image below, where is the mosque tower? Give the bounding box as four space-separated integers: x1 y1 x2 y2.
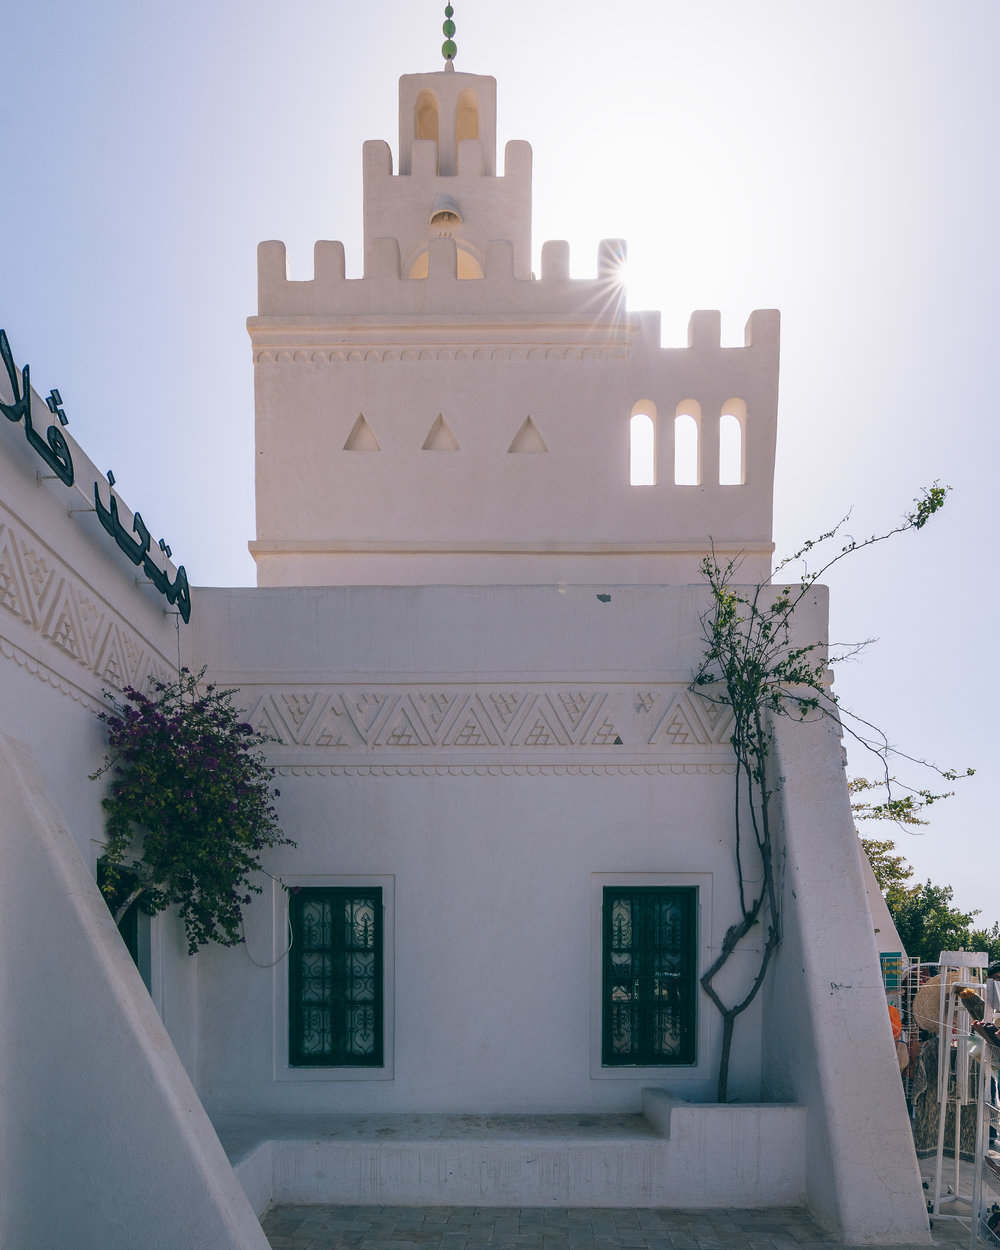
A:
248 12 779 588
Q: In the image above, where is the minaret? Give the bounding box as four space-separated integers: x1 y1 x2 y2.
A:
249 10 779 587
367 7 531 281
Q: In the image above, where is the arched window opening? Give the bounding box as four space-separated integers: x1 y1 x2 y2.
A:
407 247 484 280
97 857 152 991
456 249 484 279
416 90 439 144
719 410 744 485
456 89 479 146
674 410 700 485
629 408 655 486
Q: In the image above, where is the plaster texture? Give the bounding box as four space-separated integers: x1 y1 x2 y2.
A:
0 734 268 1250
190 583 769 1118
217 1105 807 1212
184 582 926 1238
762 714 931 1243
859 836 908 958
0 360 203 1072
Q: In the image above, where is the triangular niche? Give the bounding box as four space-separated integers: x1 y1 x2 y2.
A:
508 415 547 453
344 413 381 451
422 413 460 451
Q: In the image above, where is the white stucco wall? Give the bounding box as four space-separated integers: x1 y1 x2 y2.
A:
186 582 817 1120
0 734 269 1250
858 837 907 958
0 361 230 1229
249 299 778 588
0 357 204 1073
761 712 929 1243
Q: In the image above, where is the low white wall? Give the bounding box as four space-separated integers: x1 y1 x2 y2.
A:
0 734 268 1250
224 1100 807 1209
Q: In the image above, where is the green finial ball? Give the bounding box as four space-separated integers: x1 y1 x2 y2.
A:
442 3 456 60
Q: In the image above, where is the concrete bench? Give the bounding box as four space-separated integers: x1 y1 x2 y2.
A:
213 1096 808 1215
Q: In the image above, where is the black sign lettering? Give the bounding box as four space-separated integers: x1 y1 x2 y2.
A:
2 327 190 622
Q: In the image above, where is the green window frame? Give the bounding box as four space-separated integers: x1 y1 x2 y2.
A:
289 887 384 1067
97 857 152 992
602 886 697 1066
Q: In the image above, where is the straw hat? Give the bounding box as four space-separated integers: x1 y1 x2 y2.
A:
912 971 964 1033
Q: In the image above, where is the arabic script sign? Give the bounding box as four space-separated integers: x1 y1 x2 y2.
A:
0 329 191 623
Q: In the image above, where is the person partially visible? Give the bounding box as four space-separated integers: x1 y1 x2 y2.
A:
974 964 1000 1154
985 961 1000 1024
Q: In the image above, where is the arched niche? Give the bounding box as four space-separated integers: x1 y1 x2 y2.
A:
456 89 479 147
629 400 656 486
407 247 484 280
719 398 747 485
674 400 701 485
415 89 439 144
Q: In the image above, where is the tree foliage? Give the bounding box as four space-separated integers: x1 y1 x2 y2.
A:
91 667 295 953
693 485 957 1101
857 834 914 895
849 774 962 829
888 880 979 964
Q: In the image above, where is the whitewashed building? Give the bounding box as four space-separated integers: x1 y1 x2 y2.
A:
0 51 930 1250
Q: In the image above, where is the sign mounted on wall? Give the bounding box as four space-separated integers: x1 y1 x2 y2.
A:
0 329 191 623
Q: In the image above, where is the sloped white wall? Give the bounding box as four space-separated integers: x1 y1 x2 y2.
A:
0 734 269 1250
857 837 907 958
762 710 929 1244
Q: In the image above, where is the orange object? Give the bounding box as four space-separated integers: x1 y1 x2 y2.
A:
889 1004 902 1040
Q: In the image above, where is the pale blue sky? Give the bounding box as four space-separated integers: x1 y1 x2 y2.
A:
4 1 998 925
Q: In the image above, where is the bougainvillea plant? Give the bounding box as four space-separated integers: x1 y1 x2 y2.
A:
91 667 294 954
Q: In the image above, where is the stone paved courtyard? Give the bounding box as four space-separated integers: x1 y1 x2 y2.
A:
259 1203 975 1250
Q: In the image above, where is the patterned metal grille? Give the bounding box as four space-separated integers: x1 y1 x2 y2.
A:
602 887 696 1066
289 888 383 1067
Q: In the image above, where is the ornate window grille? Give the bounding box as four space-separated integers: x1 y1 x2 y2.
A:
602 886 696 1066
289 888 383 1067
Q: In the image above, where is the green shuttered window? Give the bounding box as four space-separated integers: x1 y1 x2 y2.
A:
289 888 384 1067
602 886 696 1066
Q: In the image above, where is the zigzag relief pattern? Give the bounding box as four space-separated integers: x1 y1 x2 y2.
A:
245 685 734 759
647 691 734 748
0 515 174 696
254 345 626 366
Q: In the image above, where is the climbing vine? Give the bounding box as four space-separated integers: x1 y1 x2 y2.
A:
691 484 968 1101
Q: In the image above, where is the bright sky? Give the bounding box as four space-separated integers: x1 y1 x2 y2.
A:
4 1 998 927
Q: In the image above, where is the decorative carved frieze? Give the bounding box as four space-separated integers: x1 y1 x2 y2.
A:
245 684 733 771
0 512 174 699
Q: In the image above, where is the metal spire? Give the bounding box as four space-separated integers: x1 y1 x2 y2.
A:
442 4 457 64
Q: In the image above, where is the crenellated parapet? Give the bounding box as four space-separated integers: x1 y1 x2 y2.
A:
250 65 781 589
257 235 623 318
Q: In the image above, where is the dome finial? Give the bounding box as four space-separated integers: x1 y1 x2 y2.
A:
441 3 457 65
